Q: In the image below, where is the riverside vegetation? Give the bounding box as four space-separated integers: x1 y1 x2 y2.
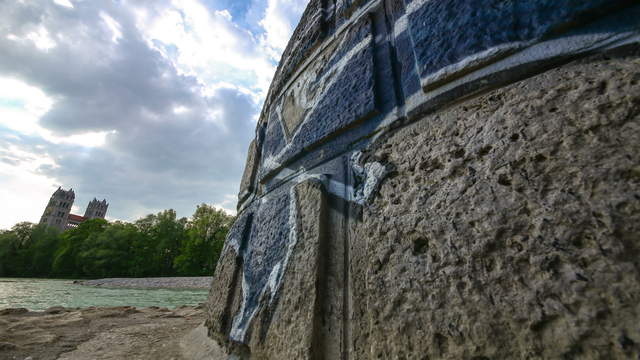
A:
0 204 234 278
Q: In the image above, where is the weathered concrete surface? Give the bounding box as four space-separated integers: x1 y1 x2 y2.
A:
238 140 259 204
206 0 640 358
206 244 244 350
350 48 640 359
247 180 327 359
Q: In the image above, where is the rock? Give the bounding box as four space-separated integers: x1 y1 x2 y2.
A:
0 308 29 316
0 341 17 350
205 0 640 358
44 306 67 314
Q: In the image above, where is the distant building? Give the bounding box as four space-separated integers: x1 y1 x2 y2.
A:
66 214 87 228
39 187 109 231
84 198 109 219
39 187 74 230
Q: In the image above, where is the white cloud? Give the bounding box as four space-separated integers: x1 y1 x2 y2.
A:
6 28 57 52
26 26 57 51
100 12 123 44
133 0 282 99
0 77 54 135
172 105 189 114
259 0 307 54
0 77 112 148
213 193 238 215
53 0 74 9
46 130 115 147
0 144 59 229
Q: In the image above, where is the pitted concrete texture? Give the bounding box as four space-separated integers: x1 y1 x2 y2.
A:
205 0 640 358
350 49 640 359
206 244 244 350
238 140 259 203
247 180 327 359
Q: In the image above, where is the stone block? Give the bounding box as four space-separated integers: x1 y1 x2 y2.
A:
228 187 292 343
407 0 632 90
206 247 243 350
259 109 287 177
206 210 253 349
248 179 327 359
292 37 376 148
266 0 325 106
336 0 373 26
259 17 378 181
238 140 259 203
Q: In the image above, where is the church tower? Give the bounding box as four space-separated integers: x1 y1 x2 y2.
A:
84 198 109 219
39 187 74 231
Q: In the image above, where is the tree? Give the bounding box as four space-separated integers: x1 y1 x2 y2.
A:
77 223 140 277
135 210 188 276
126 222 157 277
0 230 21 276
0 222 59 277
174 204 234 275
28 224 60 276
2 204 233 278
0 222 37 276
153 210 188 276
52 218 108 277
11 222 35 247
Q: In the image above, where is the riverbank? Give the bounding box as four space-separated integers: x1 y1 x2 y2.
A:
75 276 212 290
0 305 223 359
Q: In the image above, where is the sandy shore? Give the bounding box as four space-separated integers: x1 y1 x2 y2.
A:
0 305 224 360
75 277 213 290
0 278 224 359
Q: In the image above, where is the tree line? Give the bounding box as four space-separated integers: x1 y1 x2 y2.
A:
0 204 234 279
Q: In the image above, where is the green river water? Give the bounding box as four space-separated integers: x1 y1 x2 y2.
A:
0 278 208 311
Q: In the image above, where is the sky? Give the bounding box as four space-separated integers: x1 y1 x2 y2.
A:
0 0 308 229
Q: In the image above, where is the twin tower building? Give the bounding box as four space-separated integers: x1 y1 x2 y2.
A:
39 187 108 231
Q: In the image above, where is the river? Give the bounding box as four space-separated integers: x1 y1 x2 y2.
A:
0 278 209 311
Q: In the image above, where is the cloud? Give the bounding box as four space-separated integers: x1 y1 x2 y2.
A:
52 0 74 9
0 0 306 229
259 0 308 55
133 0 280 100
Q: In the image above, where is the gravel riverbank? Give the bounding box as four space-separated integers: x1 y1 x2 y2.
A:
76 277 212 290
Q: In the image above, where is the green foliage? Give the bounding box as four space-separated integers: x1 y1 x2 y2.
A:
27 224 60 276
0 229 22 276
0 223 60 277
174 204 234 276
52 219 108 277
0 205 234 279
